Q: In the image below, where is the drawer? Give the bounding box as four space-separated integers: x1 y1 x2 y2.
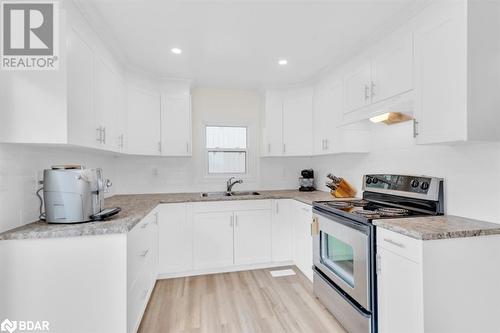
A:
377 227 422 263
192 199 272 212
128 214 156 290
127 258 154 333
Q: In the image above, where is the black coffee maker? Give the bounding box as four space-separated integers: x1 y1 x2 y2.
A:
299 169 315 192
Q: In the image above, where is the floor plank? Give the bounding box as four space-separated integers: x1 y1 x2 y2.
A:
138 266 346 333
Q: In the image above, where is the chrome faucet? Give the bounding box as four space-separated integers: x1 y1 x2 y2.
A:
226 177 243 193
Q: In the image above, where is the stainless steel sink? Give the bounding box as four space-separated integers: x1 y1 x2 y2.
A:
230 191 260 196
200 191 260 198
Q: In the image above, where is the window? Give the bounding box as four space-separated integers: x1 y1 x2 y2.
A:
206 126 247 174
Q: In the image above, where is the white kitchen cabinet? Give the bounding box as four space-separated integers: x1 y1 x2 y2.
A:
67 27 97 149
234 210 272 265
313 82 338 155
157 203 192 275
413 1 500 144
293 201 313 281
126 85 161 156
371 33 413 104
343 62 372 112
161 93 192 156
376 227 500 333
282 88 313 156
193 211 235 270
377 246 423 333
262 91 284 156
271 200 293 262
94 55 122 151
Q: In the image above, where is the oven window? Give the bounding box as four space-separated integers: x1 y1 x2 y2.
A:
321 232 355 287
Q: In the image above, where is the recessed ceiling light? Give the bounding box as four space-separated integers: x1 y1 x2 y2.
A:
278 59 288 66
171 48 182 55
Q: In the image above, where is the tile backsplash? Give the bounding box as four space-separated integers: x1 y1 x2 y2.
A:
0 144 116 233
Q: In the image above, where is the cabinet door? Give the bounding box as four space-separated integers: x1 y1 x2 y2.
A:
262 91 283 156
377 247 423 333
271 200 293 262
414 2 467 144
157 204 192 275
283 89 313 156
94 56 119 151
67 28 97 148
313 81 343 155
193 211 234 270
343 62 371 112
161 94 192 156
126 85 161 155
293 202 313 281
234 210 272 265
371 34 413 103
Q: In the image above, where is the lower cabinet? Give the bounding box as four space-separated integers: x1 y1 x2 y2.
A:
193 211 235 270
234 210 272 265
127 210 159 333
271 199 293 262
292 201 314 281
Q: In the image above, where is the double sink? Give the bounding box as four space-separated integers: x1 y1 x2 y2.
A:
200 191 260 198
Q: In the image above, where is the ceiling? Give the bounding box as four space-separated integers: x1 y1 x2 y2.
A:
76 0 422 88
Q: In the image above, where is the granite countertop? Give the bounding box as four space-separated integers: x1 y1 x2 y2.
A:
0 190 336 241
374 215 500 241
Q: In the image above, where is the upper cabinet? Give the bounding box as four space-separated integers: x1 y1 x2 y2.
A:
126 85 162 156
282 88 313 156
343 31 414 121
262 88 313 157
412 0 500 144
161 93 192 156
262 91 284 157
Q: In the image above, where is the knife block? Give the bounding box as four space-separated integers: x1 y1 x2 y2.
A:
330 179 357 198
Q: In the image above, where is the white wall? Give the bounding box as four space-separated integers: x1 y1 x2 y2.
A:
0 144 116 233
312 121 500 223
114 88 312 194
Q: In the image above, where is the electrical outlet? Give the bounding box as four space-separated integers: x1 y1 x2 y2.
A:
36 170 44 185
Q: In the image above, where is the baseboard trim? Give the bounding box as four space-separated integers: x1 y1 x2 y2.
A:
156 261 294 280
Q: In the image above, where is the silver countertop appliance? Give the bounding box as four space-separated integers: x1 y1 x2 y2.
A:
41 165 120 223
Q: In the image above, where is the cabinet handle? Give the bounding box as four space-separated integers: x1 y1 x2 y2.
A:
140 249 149 257
383 238 405 248
283 143 286 153
235 214 238 227
186 142 189 153
370 81 376 99
413 119 419 138
102 127 106 144
275 201 279 215
154 212 159 225
119 134 124 148
267 143 271 154
158 141 162 153
96 127 102 143
364 84 370 101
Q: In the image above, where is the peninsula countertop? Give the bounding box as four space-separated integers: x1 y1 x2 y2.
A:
373 215 500 240
0 190 336 241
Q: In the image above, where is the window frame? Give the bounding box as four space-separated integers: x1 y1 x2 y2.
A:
204 125 249 176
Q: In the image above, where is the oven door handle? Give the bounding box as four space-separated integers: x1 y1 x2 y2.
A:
313 208 371 235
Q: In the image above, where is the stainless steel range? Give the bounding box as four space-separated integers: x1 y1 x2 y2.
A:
312 174 444 333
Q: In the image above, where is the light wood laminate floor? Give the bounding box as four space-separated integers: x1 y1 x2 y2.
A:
138 266 346 333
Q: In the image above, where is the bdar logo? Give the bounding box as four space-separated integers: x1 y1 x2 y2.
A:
1 1 59 70
0 319 17 333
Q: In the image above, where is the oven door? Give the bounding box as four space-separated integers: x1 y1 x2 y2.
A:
313 211 371 311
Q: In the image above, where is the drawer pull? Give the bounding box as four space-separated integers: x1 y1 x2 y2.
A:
139 249 149 258
383 238 405 248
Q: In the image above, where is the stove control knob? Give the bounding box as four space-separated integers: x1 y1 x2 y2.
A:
411 179 420 188
421 182 429 190
366 177 372 185
372 177 378 184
